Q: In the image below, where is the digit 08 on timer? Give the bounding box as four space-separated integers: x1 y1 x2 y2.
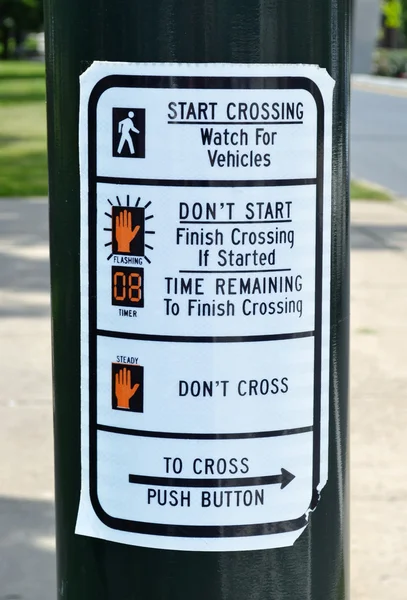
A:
111 266 144 308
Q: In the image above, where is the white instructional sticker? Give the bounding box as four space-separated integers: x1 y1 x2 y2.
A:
76 62 334 552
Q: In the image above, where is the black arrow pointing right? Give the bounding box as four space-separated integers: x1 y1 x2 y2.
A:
129 468 296 490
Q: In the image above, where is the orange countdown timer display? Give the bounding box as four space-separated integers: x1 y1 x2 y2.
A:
111 266 144 308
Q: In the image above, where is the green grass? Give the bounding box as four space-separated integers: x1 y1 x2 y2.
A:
350 180 392 202
356 327 377 335
0 60 45 79
0 60 47 196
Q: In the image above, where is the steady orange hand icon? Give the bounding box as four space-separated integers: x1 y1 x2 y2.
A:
115 210 140 253
115 367 140 410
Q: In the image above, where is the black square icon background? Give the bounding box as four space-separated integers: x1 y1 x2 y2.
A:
112 206 145 256
112 363 144 413
112 266 144 308
112 108 146 158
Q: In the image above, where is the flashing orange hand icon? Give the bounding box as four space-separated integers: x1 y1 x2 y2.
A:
115 367 140 410
115 209 140 253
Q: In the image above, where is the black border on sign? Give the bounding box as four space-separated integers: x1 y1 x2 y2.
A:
86 74 325 539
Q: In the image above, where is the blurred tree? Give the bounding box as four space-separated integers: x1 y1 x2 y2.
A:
0 0 43 59
382 0 402 47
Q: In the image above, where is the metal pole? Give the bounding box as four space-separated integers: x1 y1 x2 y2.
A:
44 1 351 598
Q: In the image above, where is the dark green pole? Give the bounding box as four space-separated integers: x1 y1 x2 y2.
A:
44 1 350 598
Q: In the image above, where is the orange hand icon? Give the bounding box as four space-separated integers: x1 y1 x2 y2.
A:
115 367 140 410
115 210 140 253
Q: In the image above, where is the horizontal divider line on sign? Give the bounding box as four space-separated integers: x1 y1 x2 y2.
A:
95 329 315 343
96 176 317 188
97 424 314 440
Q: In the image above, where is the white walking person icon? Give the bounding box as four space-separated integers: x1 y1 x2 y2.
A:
117 111 140 155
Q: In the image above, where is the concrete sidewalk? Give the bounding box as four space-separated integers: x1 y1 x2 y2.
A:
351 199 407 600
0 198 406 598
0 199 54 600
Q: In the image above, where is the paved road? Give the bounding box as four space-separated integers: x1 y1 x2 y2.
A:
351 85 407 197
